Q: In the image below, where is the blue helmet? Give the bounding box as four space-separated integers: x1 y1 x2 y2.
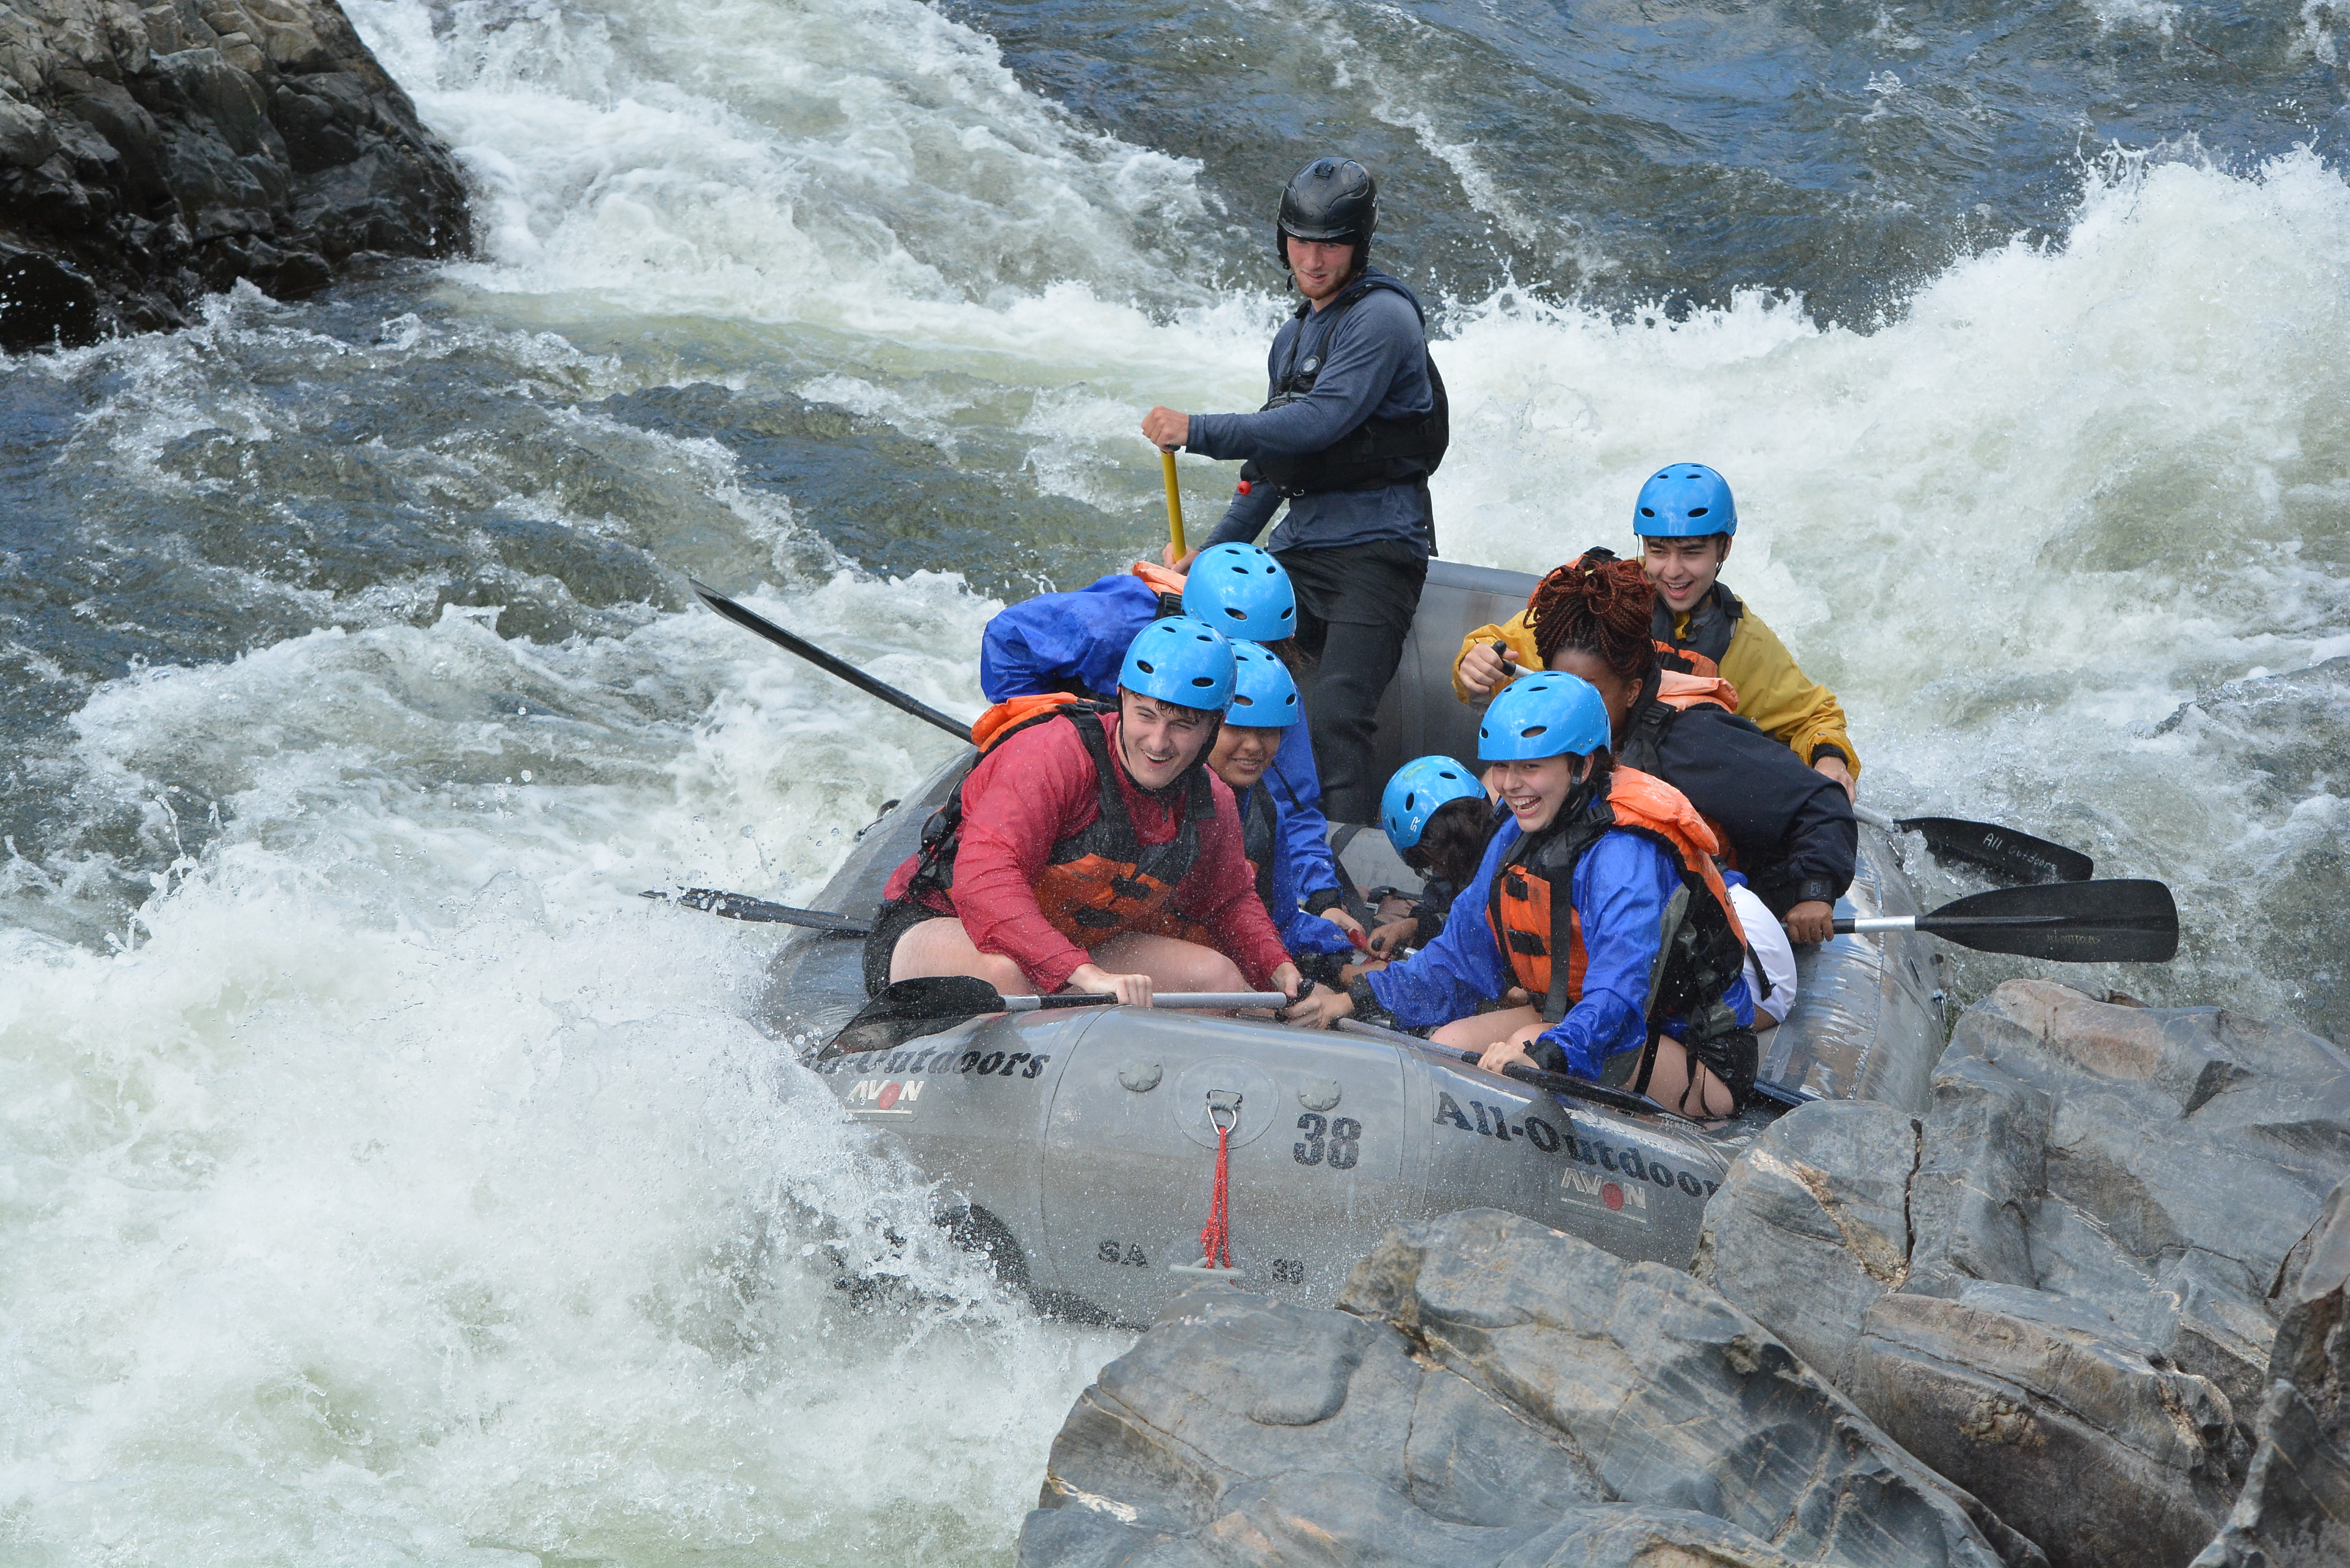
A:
1381 756 1484 854
1120 616 1237 711
1632 463 1737 537
1182 543 1296 642
1225 644 1302 728
1478 672 1611 762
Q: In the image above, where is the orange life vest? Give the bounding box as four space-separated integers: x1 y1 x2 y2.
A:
1485 766 1748 1020
913 698 1216 948
1655 640 1722 681
1130 560 1188 598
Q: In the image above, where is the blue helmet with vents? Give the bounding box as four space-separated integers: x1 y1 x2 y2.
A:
1478 672 1611 762
1183 543 1297 643
1381 756 1484 854
1226 643 1302 728
1120 616 1237 711
1632 463 1737 537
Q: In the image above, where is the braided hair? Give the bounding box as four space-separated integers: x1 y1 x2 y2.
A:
1527 546 1658 683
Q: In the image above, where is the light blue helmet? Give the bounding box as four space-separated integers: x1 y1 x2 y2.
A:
1632 463 1737 537
1225 643 1302 728
1120 616 1237 711
1182 543 1297 642
1381 756 1484 854
1478 672 1611 762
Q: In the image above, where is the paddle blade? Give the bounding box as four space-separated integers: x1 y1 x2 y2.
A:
1897 816 2093 884
1921 878 2178 963
827 976 1006 1056
644 887 872 934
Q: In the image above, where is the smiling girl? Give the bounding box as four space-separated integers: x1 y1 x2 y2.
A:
1282 672 1758 1119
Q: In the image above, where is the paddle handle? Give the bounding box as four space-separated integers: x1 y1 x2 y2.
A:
1851 803 1896 831
1161 450 1187 558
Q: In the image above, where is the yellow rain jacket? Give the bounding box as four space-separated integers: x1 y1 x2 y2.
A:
1452 583 1860 777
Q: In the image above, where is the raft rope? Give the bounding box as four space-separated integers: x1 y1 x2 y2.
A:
1198 1100 1235 1270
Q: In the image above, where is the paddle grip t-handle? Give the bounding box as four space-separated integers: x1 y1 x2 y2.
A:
1161 449 1186 558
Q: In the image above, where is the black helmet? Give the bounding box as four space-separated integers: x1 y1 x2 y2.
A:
1276 157 1377 264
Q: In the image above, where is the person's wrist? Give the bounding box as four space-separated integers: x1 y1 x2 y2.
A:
1795 879 1835 906
1304 888 1344 917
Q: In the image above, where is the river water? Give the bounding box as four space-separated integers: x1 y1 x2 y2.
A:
2 1 2346 1562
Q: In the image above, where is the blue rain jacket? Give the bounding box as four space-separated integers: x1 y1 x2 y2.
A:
1365 816 1754 1078
978 574 1341 907
1249 783 1356 959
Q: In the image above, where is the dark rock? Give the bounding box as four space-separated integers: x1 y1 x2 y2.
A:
2194 1177 2350 1566
1020 1210 2042 1568
1697 981 2350 1568
0 0 468 349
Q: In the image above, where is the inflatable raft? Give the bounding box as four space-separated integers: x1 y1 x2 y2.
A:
758 561 1945 1325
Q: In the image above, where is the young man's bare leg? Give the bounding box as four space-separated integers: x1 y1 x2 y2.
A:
888 916 1033 995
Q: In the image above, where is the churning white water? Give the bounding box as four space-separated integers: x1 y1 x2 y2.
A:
2 0 2346 1562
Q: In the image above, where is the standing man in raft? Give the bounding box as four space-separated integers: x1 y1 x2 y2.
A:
1141 155 1447 823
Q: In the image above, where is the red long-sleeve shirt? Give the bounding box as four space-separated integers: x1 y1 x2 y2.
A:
883 711 1291 994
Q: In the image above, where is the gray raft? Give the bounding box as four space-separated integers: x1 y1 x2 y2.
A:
758 561 1944 1325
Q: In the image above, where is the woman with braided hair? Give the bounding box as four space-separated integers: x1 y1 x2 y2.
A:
1517 548 1854 946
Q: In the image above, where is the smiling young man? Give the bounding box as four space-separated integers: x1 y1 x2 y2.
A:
1453 465 1860 799
870 618 1301 1009
1138 155 1447 824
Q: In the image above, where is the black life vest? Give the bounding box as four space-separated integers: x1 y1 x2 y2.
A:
1240 780 1280 915
1652 581 1745 666
1612 667 1741 778
911 701 1216 945
1240 272 1449 500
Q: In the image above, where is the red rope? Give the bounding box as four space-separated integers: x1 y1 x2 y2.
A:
1197 1117 1233 1270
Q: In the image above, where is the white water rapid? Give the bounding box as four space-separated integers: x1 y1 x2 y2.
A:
2 0 2345 1563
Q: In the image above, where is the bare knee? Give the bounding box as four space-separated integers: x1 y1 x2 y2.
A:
975 953 1033 996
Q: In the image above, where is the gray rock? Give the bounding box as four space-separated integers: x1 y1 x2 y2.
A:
1691 1098 1919 1385
1020 1211 2042 1568
2193 1177 2350 1567
1697 982 2350 1568
0 0 469 349
1848 1291 2245 1568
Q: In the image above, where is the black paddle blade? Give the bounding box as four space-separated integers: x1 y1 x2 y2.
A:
644 887 873 935
687 580 974 743
1897 816 2094 885
1921 878 2178 963
827 976 1007 1057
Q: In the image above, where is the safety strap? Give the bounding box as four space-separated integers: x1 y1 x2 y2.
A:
1170 1091 1245 1277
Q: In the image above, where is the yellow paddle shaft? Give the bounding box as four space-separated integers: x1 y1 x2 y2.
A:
1160 449 1186 559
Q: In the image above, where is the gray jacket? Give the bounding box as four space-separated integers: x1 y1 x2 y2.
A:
1189 269 1437 556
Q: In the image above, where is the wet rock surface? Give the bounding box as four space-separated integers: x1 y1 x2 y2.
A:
0 0 468 349
2194 1176 2350 1567
1022 983 2350 1567
1019 1209 2038 1568
1696 980 2350 1568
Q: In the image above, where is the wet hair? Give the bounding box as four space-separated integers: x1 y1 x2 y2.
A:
1527 547 1660 684
1401 795 1496 887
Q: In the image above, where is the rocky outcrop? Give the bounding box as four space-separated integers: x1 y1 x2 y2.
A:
0 0 469 349
1695 981 2350 1568
1019 1210 2041 1568
2194 1177 2350 1567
